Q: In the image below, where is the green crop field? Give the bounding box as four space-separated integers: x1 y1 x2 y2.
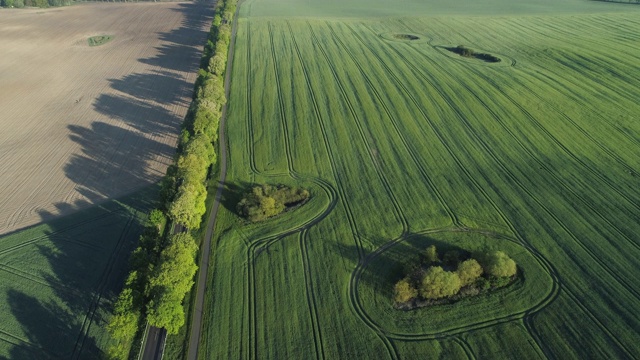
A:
195 0 640 359
0 189 155 359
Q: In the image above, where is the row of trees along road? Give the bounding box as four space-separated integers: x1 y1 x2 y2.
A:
106 0 238 358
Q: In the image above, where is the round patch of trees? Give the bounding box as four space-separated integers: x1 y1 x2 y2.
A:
393 245 519 309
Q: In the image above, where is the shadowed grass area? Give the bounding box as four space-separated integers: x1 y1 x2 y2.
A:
0 186 158 359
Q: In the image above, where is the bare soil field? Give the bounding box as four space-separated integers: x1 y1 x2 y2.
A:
0 1 212 234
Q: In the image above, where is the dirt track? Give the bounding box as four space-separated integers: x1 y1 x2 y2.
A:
0 2 212 234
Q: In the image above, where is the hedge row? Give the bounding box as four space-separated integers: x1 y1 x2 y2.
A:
107 0 237 358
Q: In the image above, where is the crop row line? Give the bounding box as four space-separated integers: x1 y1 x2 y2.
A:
392 28 635 356
325 22 459 228
349 24 558 353
307 23 409 236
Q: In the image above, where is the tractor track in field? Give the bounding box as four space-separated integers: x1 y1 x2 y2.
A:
348 24 561 352
347 228 556 346
285 21 364 261
387 29 640 306
452 336 477 360
399 34 640 334
438 18 640 150
434 19 639 175
494 22 640 147
325 22 459 228
372 25 635 356
346 24 516 235
0 210 124 257
403 42 640 256
0 264 85 300
419 25 640 210
299 229 326 360
243 22 357 360
71 215 134 359
267 22 296 175
455 67 640 253
244 176 338 360
307 23 409 237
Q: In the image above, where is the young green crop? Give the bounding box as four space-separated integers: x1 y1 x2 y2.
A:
196 1 640 359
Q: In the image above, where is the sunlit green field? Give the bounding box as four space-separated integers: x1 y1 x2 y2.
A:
196 0 640 358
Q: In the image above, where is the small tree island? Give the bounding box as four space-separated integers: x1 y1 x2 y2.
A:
394 245 518 309
237 184 310 222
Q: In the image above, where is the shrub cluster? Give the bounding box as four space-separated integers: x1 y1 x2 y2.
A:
237 184 310 222
393 245 518 308
107 0 238 358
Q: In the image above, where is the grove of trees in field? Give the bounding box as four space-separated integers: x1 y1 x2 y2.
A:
394 245 518 309
237 184 310 222
106 0 238 358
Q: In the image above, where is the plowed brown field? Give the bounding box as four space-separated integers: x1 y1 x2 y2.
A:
0 2 212 234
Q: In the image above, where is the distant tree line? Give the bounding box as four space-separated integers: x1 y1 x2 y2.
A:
106 0 238 358
0 0 182 9
394 245 518 309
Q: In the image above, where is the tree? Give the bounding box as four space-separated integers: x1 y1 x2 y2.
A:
107 288 140 359
191 104 221 141
394 277 418 303
420 266 461 300
176 152 208 185
168 182 207 229
196 76 225 105
456 259 483 286
183 134 216 167
423 245 440 265
146 233 198 334
481 251 517 278
208 52 227 77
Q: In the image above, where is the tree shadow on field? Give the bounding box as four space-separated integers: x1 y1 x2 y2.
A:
64 0 214 203
106 70 192 108
338 233 471 297
219 181 257 216
6 2 214 358
139 1 214 73
64 122 175 203
3 189 155 359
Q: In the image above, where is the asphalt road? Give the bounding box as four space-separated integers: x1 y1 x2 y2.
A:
141 326 167 360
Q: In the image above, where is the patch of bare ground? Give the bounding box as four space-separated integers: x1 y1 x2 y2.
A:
0 2 213 234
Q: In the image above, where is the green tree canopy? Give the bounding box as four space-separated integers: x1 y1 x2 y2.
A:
420 266 461 300
456 259 483 286
394 277 418 303
481 251 517 278
168 182 207 229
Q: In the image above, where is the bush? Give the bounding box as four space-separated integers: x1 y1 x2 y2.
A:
456 259 483 287
423 245 439 265
13 0 24 7
480 251 517 278
420 266 461 300
394 277 418 303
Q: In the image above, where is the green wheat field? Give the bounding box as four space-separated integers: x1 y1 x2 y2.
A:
195 0 640 358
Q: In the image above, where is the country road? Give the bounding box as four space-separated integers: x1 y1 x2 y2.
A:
139 0 239 358
185 0 241 358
